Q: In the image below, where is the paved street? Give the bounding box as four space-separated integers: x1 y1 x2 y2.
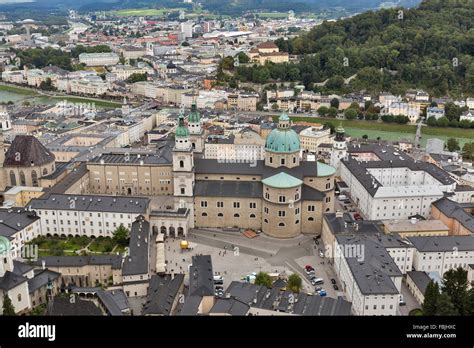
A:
164 229 342 297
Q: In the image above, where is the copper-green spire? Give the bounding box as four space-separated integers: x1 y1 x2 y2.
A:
175 115 190 138
188 102 201 123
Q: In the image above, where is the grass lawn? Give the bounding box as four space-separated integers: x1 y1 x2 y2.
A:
280 116 474 146
88 237 116 253
0 84 38 96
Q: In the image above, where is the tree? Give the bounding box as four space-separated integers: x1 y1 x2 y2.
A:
317 106 329 116
254 272 272 288
436 293 458 316
442 268 470 315
112 224 129 247
328 107 338 118
362 134 368 140
287 274 302 293
39 78 57 91
2 294 16 315
344 108 358 120
462 142 474 160
330 98 340 109
436 117 449 127
446 138 460 152
237 52 249 64
126 73 148 84
427 116 437 127
181 41 190 47
422 280 440 315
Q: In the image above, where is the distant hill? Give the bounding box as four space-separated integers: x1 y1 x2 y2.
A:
234 0 473 97
0 0 422 16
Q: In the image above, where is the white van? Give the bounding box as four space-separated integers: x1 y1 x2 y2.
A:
338 195 347 201
213 276 224 284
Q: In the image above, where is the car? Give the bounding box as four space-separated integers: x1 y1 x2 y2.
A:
306 269 315 276
318 289 327 297
333 284 339 291
399 295 406 306
305 265 314 271
215 285 224 291
319 250 325 258
313 278 324 285
353 213 363 221
315 286 323 292
330 278 336 285
309 274 317 281
213 276 224 285
344 200 351 204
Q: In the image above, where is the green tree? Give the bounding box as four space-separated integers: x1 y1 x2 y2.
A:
318 106 329 116
422 280 440 316
462 142 474 160
330 98 340 109
2 294 16 315
436 117 449 127
436 293 458 316
287 274 302 293
126 73 148 84
254 272 272 288
427 116 437 127
344 108 358 120
237 52 250 64
446 138 460 152
328 107 338 118
112 224 129 247
442 268 470 315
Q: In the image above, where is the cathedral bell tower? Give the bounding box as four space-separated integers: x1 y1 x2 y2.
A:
172 114 195 199
330 124 347 175
188 102 204 153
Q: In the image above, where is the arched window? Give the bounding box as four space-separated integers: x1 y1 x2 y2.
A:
264 219 268 224
217 213 223 217
43 168 48 175
278 222 285 227
308 217 314 221
9 170 16 186
179 160 184 168
31 170 38 187
249 214 256 218
233 213 240 218
295 220 300 224
19 171 26 186
17 294 22 302
201 212 207 217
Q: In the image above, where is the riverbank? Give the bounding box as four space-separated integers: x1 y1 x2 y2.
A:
0 83 122 108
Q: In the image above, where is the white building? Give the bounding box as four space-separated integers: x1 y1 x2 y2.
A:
29 194 149 238
299 125 331 153
408 236 474 276
333 234 403 316
79 52 120 67
180 22 193 39
339 144 457 220
204 129 265 162
387 102 420 123
460 110 474 122
426 107 445 120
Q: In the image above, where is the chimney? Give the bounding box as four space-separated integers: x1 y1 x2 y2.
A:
42 260 45 270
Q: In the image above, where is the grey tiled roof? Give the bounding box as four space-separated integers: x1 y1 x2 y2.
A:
188 255 214 297
407 235 474 252
431 198 474 233
122 216 150 276
407 271 431 295
0 271 28 291
194 180 262 198
0 209 40 239
336 234 402 295
142 274 184 315
29 194 149 214
209 297 250 315
4 135 55 166
34 255 123 269
27 269 61 293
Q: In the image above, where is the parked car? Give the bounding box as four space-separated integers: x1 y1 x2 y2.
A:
305 265 314 272
353 213 363 221
213 276 224 285
306 269 315 275
318 289 327 297
331 278 336 285
333 284 339 291
344 200 351 205
399 295 406 306
315 286 323 292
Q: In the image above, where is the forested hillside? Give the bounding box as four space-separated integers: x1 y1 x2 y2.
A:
235 0 474 97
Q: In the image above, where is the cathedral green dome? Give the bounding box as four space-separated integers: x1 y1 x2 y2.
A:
175 116 189 138
188 103 200 123
265 113 300 153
